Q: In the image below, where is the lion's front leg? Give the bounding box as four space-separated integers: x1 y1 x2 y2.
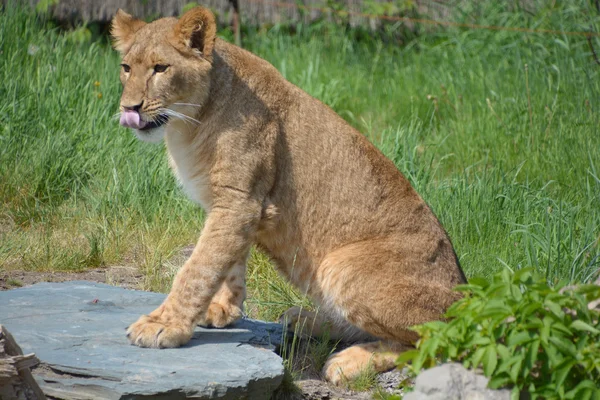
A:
126 202 259 348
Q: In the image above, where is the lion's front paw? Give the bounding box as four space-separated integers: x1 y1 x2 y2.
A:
126 314 194 348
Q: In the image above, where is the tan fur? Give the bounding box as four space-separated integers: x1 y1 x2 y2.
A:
112 7 466 383
324 341 411 385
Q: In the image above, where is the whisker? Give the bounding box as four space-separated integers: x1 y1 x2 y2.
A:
172 102 203 108
162 108 202 126
162 109 193 125
163 112 198 128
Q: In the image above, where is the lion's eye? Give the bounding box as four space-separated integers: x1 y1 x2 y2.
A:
154 64 169 73
121 64 131 73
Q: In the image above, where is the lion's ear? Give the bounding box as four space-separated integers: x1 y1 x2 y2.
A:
111 9 146 54
173 6 217 61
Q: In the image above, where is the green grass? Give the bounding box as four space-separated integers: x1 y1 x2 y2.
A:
1 2 599 324
6 278 23 287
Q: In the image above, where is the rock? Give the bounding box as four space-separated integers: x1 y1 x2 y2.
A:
294 379 365 400
403 363 510 400
377 368 410 397
0 282 284 399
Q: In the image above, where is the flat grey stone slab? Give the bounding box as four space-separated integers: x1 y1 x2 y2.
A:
0 281 284 399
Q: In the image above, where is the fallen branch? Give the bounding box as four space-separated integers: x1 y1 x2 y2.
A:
0 325 46 400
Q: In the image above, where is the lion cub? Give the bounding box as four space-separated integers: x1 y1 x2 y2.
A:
112 6 466 384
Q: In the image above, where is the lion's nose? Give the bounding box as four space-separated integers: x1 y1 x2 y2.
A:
122 101 143 112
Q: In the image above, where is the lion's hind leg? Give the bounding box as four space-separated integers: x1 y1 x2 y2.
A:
315 236 464 384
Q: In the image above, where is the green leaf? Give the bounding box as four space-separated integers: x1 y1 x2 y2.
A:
464 335 491 348
454 284 485 292
575 333 589 351
478 298 512 319
467 277 490 288
496 344 510 360
541 341 562 366
537 384 563 399
411 349 427 373
520 302 543 318
509 355 523 382
565 379 598 398
444 324 461 340
483 345 498 376
551 321 573 336
496 354 522 376
548 336 578 358
571 320 600 334
582 391 594 400
447 342 458 359
421 320 447 331
479 307 511 319
509 283 523 302
553 359 576 389
486 282 510 297
446 299 469 316
396 349 419 367
523 339 540 375
510 386 520 400
522 316 544 329
471 346 486 369
488 373 511 389
544 299 565 318
507 331 533 347
423 336 441 358
513 268 534 283
541 316 552 344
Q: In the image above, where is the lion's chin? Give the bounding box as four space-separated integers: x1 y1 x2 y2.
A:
133 125 166 143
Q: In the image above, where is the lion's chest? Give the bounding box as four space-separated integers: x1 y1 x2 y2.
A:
166 137 213 211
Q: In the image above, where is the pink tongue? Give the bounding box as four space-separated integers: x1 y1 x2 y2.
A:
120 110 147 129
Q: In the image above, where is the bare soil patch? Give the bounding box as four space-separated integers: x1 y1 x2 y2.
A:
0 266 143 291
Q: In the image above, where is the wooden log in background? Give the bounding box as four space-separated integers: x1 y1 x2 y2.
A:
1 0 540 29
0 325 46 400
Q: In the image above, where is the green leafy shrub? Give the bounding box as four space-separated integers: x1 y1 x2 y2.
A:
398 268 600 399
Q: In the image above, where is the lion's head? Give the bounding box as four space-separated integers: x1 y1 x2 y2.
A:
111 7 216 142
